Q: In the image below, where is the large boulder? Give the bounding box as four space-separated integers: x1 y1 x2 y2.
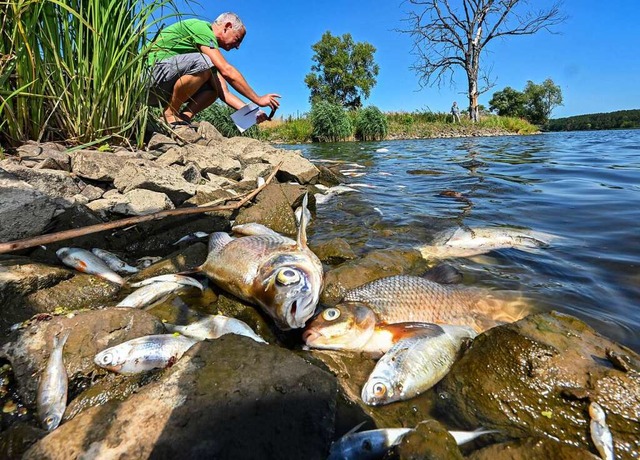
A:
0 162 81 201
233 183 300 237
69 149 142 182
436 311 640 459
24 335 338 460
264 149 320 184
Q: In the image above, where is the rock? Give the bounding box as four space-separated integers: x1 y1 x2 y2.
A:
79 184 104 201
111 189 175 216
0 308 164 406
436 311 640 459
155 146 185 167
181 144 242 180
181 162 202 184
321 249 430 305
309 238 357 265
317 165 345 186
113 158 196 205
24 336 337 460
195 120 224 144
466 437 600 460
264 149 320 184
0 163 81 202
15 142 69 171
146 133 178 155
70 149 140 181
128 242 208 280
396 420 464 460
0 170 60 243
242 162 273 182
0 424 46 460
233 183 298 236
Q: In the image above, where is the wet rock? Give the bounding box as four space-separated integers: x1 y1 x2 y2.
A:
70 149 140 181
0 170 60 243
233 183 298 237
396 419 464 460
321 249 430 305
0 424 46 460
25 336 337 460
317 164 345 186
0 308 164 406
466 437 600 460
309 238 357 265
436 311 640 459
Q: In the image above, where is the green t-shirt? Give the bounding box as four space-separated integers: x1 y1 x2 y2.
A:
149 19 218 64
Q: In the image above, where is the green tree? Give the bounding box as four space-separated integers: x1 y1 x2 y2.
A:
489 86 526 117
523 78 563 125
305 31 379 110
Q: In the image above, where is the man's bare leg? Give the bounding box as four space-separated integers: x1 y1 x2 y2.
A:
181 73 221 121
164 70 209 124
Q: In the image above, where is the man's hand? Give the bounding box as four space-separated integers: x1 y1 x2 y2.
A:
256 94 281 110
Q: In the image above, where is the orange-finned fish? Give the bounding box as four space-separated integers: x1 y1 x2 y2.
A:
56 247 125 285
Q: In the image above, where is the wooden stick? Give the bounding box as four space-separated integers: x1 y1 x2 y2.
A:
0 162 282 254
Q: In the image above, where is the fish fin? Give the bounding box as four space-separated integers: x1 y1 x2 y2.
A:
176 267 203 276
343 421 368 436
54 330 71 349
423 264 463 284
382 322 445 341
232 223 279 237
296 193 309 248
208 232 233 255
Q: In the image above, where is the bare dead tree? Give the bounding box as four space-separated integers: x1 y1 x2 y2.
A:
400 0 566 121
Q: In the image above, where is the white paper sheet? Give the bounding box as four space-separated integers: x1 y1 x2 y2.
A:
230 103 260 133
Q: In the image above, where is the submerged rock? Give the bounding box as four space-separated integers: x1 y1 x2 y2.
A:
466 437 600 460
436 311 640 459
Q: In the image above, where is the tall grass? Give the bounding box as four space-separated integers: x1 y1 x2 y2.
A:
354 106 387 141
1 0 175 148
309 101 352 142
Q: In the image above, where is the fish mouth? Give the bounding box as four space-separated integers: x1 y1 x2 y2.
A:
282 296 316 329
302 328 320 345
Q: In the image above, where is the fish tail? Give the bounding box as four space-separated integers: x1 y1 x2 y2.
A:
54 330 71 349
473 292 533 330
297 193 309 248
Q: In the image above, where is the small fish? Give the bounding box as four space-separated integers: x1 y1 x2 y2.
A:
37 331 70 431
348 183 377 189
199 194 323 330
375 148 390 153
91 248 139 274
314 185 360 205
164 314 266 343
172 231 210 246
361 325 476 405
373 207 383 216
589 402 615 460
303 303 446 357
117 280 202 309
418 226 559 259
129 274 203 290
136 256 163 269
56 247 125 285
328 427 412 460
449 429 499 445
94 334 198 374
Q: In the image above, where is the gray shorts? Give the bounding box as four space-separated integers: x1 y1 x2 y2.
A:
147 53 216 106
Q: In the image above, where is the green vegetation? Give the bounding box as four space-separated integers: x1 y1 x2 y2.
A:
309 101 353 142
546 109 640 131
489 79 563 126
1 0 173 148
354 106 388 141
195 102 261 139
305 32 379 110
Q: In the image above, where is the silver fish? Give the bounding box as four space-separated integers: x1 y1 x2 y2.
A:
328 427 412 460
589 402 615 460
164 314 266 343
231 223 281 237
172 231 210 246
361 325 476 405
418 226 559 259
117 280 202 309
94 334 198 374
129 274 203 290
199 194 323 330
449 429 499 445
37 331 70 431
56 247 125 285
91 248 139 274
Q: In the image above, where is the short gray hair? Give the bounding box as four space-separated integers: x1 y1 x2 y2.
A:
214 12 244 31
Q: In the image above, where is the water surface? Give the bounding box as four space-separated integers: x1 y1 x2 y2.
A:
281 129 640 351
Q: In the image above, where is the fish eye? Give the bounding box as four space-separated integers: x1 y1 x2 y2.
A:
276 268 301 286
372 382 387 398
98 352 114 365
322 308 341 321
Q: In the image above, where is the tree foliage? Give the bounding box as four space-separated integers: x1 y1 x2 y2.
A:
489 78 563 125
401 0 565 122
305 31 379 110
547 109 640 131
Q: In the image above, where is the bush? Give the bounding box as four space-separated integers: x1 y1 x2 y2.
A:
195 102 261 139
259 117 313 143
309 101 352 142
354 106 388 141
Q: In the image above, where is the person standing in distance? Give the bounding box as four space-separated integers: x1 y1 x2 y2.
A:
451 101 461 123
148 12 280 128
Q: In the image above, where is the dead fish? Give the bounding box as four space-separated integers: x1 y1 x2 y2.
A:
589 402 615 460
418 226 559 259
129 274 203 290
315 185 360 205
361 325 476 405
37 331 70 431
303 303 446 357
94 334 198 374
199 194 323 330
91 248 139 274
328 427 412 460
117 280 202 309
172 231 210 246
164 314 266 343
348 183 377 189
56 247 125 285
341 275 527 332
449 428 499 445
136 256 163 269
232 223 280 237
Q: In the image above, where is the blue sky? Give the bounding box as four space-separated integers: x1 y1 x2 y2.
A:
171 0 639 119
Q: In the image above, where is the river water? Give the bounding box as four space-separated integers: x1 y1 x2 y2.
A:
280 129 640 352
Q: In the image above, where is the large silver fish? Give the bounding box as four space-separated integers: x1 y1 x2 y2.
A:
116 278 203 309
91 248 139 274
56 247 125 285
199 194 323 330
341 275 528 332
361 325 476 405
164 314 267 343
418 226 559 259
589 402 615 460
37 331 70 431
94 334 198 374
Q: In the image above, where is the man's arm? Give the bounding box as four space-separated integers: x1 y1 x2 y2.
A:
199 45 279 110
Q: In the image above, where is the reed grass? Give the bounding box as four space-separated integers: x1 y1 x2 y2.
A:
195 102 261 139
